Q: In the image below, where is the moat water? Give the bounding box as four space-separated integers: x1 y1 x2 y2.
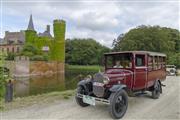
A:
13 69 97 97
13 73 66 97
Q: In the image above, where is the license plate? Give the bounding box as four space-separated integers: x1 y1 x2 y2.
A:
93 82 104 86
83 95 95 106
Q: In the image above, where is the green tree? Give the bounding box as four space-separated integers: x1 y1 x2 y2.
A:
0 52 6 105
65 38 110 65
21 43 40 57
25 30 37 44
113 25 180 67
20 43 49 61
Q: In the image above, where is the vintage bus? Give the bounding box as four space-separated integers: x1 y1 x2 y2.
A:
76 51 166 119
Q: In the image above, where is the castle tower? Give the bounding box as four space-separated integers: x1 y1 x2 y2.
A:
27 14 35 31
52 19 66 62
53 19 66 42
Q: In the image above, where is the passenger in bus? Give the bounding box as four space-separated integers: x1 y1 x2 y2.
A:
125 61 132 68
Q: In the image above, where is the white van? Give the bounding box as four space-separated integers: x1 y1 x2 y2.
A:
166 65 176 76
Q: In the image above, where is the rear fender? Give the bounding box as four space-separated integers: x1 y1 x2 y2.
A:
109 84 127 93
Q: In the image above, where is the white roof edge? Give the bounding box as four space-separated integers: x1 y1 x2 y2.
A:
105 51 166 57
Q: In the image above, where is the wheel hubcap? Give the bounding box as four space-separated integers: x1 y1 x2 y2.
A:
155 84 160 94
115 96 125 113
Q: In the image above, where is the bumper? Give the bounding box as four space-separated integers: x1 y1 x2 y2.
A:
76 93 110 105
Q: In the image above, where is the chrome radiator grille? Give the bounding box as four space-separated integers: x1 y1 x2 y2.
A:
93 85 104 97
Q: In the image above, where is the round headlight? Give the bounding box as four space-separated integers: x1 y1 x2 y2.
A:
86 75 92 79
103 76 109 84
85 75 92 81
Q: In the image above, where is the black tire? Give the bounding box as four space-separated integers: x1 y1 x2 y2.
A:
170 69 175 75
109 89 128 119
75 86 89 107
152 81 161 99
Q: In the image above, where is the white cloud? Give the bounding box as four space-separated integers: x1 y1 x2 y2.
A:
66 27 117 47
1 0 179 48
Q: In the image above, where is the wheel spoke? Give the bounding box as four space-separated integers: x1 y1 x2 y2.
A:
115 96 126 113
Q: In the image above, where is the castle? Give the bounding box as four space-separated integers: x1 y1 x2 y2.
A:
0 14 66 62
27 14 52 38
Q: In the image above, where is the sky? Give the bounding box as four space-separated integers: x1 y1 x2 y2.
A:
0 0 179 48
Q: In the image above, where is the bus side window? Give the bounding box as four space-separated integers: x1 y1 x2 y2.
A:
154 56 158 70
148 56 153 71
159 57 163 69
162 57 166 68
135 55 145 67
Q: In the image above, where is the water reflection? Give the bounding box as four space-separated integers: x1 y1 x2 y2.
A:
13 72 65 97
13 69 97 97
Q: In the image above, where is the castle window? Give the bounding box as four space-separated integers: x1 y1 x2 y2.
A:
7 48 9 52
12 47 14 53
17 47 19 53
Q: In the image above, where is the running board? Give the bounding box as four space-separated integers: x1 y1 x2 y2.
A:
77 93 110 105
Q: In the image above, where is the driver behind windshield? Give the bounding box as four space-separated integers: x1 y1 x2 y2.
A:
113 61 123 68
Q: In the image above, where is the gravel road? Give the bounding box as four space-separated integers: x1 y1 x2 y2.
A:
1 76 180 119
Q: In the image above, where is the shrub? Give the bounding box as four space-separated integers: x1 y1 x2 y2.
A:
0 52 7 107
30 55 47 61
5 52 16 60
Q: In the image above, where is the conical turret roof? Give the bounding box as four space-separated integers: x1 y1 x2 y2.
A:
27 14 35 31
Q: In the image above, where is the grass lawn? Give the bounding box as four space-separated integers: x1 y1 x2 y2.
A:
66 65 104 71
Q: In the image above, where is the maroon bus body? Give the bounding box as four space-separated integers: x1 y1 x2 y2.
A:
104 51 166 91
76 51 167 119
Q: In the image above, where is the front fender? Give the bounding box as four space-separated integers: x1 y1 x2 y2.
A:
77 79 90 93
109 84 127 93
78 79 91 86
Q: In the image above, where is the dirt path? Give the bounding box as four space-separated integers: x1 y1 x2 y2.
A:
1 76 180 119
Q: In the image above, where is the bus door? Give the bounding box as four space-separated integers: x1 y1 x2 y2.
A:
133 54 147 90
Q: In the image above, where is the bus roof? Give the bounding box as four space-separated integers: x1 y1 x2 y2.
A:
104 51 166 57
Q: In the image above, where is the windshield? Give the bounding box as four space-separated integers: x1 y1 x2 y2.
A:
166 65 175 68
105 53 133 69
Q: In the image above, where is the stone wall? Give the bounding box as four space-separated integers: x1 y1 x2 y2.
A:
30 61 64 76
5 60 64 78
15 56 30 76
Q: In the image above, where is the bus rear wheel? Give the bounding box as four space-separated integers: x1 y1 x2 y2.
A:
152 81 161 99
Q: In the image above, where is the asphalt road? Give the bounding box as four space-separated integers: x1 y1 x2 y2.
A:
2 76 180 119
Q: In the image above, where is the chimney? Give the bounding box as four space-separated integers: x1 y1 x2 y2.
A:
46 25 50 33
5 31 9 36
